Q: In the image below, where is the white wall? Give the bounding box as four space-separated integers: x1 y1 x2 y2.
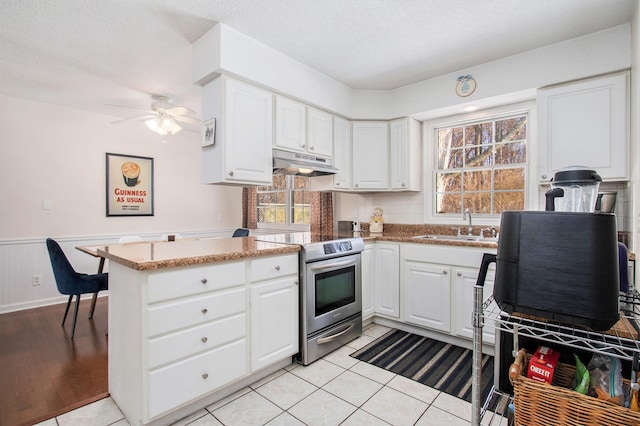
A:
0 94 242 312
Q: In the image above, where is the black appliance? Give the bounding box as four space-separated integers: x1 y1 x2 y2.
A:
478 210 619 331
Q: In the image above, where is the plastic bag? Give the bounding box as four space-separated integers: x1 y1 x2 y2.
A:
587 354 624 405
573 354 589 394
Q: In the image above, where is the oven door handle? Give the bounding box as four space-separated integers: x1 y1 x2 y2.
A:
309 258 357 272
317 323 355 345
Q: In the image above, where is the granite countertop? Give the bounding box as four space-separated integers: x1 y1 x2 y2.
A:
97 237 300 271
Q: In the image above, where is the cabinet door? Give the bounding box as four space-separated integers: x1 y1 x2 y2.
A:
374 243 399 318
352 121 389 190
453 267 495 343
390 118 421 191
333 116 351 190
361 243 374 320
275 96 306 153
403 261 451 332
224 79 274 184
538 72 628 182
250 277 299 371
389 118 409 190
307 107 333 157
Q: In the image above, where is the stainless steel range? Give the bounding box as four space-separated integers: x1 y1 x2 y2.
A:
255 233 364 365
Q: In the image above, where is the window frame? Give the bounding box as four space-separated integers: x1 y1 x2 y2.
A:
423 101 536 226
256 175 311 231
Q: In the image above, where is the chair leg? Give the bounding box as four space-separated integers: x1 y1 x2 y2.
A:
89 292 98 319
70 294 81 339
62 295 73 326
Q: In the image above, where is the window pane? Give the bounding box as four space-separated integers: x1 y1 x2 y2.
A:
438 128 464 150
463 192 492 214
294 176 309 189
495 168 525 190
436 192 462 214
292 207 310 224
436 172 461 192
494 191 525 213
464 145 493 168
272 175 287 188
464 123 492 146
438 149 464 169
496 116 527 142
495 141 526 164
464 170 492 191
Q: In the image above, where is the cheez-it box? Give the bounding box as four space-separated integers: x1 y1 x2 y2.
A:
527 346 560 384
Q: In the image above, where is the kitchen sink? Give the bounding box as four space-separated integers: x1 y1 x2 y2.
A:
412 234 498 243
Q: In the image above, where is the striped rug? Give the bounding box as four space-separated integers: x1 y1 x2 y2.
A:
350 329 494 403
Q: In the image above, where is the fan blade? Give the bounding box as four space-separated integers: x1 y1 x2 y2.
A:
174 115 201 125
110 115 157 124
165 106 195 116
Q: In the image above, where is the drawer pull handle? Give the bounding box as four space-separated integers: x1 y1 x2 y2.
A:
457 272 462 277
201 337 208 343
443 270 448 275
202 373 209 379
201 278 208 284
201 308 208 314
275 266 280 271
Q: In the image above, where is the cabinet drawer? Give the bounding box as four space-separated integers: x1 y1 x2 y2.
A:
148 313 246 369
249 254 298 282
147 288 245 337
148 339 247 419
147 261 245 304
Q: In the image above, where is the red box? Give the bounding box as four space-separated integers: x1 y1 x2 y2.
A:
527 346 560 384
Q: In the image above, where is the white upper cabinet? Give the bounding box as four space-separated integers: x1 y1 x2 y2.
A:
389 117 421 191
201 77 274 185
538 71 629 182
275 96 333 158
307 107 333 157
352 121 389 190
332 116 351 189
275 96 306 153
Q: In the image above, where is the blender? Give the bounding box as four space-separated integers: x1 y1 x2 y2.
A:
544 166 602 212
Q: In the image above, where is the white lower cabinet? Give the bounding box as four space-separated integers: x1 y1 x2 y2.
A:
109 253 300 425
452 266 495 344
361 243 374 320
374 243 400 318
250 273 299 371
403 261 451 332
400 243 497 343
148 339 246 419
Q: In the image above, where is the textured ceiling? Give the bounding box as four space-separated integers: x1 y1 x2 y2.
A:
0 0 635 120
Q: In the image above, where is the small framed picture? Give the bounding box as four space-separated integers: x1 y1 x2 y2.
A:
202 118 216 147
106 153 154 216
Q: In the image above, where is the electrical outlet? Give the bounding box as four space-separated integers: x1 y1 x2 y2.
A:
32 275 41 286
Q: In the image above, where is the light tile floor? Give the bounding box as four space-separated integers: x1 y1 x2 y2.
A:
34 324 508 426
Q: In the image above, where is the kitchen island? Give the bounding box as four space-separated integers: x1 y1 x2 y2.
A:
100 237 301 425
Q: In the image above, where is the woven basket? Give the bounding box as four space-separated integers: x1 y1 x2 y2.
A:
509 349 640 426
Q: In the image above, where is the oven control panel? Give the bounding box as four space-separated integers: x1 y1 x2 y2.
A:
323 241 352 255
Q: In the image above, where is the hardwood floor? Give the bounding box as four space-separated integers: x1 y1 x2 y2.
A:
0 297 108 426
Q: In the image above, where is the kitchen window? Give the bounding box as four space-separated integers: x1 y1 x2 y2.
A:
430 104 530 218
257 175 311 226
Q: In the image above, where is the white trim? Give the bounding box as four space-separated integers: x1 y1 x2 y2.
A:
423 101 537 226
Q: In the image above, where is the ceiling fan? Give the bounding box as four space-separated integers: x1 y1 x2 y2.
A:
109 95 200 136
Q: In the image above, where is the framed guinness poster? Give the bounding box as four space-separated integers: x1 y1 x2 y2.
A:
106 153 154 216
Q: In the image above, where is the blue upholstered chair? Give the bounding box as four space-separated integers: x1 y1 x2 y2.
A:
232 228 250 237
46 238 109 338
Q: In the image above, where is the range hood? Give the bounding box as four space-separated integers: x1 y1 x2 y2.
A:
272 149 338 177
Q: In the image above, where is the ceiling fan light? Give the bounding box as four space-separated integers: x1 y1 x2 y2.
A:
146 117 160 131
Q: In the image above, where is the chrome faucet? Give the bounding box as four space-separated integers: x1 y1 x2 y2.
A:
463 208 473 235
